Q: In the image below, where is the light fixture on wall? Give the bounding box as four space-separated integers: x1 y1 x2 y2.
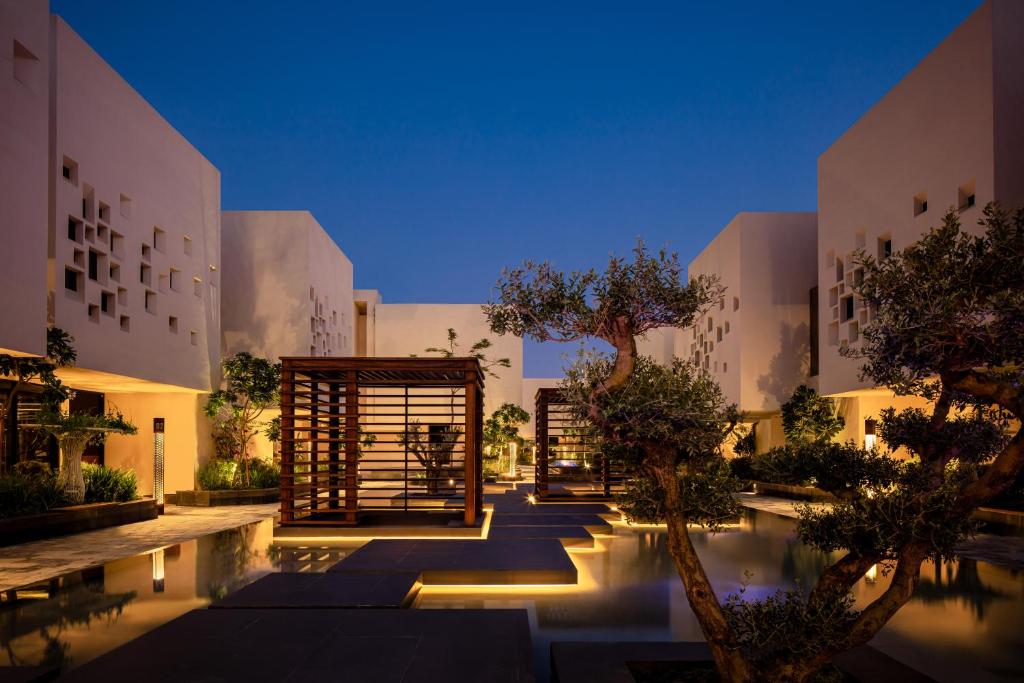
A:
152 547 165 593
864 419 877 450
154 417 165 513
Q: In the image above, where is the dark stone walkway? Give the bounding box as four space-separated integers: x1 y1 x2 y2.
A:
61 608 535 683
211 571 422 608
330 539 578 585
550 641 935 683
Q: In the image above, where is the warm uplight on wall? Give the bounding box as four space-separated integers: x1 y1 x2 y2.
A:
153 417 165 512
152 548 165 593
508 442 518 478
864 419 877 450
865 563 878 584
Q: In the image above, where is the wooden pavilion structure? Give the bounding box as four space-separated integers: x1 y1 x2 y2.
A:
279 357 484 526
533 387 624 499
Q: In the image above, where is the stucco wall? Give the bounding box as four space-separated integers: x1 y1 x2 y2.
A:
687 212 817 413
373 303 524 417
103 391 211 496
51 17 221 392
221 211 354 361
816 1 1000 396
0 0 50 356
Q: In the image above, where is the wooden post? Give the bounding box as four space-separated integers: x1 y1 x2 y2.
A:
279 364 294 523
329 380 340 510
344 371 359 524
463 365 479 526
535 390 549 498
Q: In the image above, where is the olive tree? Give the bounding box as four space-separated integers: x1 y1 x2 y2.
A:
485 211 1024 682
485 242 759 678
32 409 138 504
404 329 511 494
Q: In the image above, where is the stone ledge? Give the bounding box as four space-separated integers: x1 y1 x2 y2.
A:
0 499 158 548
173 487 279 506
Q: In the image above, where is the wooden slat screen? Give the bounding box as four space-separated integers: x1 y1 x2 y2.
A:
534 387 625 499
279 357 483 526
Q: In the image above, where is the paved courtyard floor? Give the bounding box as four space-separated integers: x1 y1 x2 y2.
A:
0 503 279 592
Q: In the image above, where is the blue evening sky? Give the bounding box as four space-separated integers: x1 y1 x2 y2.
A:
51 0 980 376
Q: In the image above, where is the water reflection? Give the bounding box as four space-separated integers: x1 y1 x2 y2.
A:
419 509 1024 683
1 510 1022 681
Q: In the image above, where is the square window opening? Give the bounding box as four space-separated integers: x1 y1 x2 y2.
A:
13 40 39 85
120 315 130 332
958 180 976 211
914 192 928 217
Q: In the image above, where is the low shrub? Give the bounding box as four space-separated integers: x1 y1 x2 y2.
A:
247 458 280 489
0 462 66 519
197 458 279 490
83 464 138 503
197 459 237 490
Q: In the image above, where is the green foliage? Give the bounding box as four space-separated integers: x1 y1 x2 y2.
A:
732 427 757 456
847 205 1024 401
0 462 65 518
781 385 844 445
484 403 530 476
34 408 138 441
0 328 77 469
83 464 137 503
204 352 281 485
486 241 724 345
197 458 279 491
564 354 738 461
878 406 1007 464
197 460 237 491
420 328 511 378
248 458 280 488
797 458 979 561
724 583 858 674
616 475 664 524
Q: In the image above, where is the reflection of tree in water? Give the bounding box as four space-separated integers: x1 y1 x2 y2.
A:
779 539 839 591
0 573 135 669
913 558 1005 620
202 524 264 601
629 531 675 580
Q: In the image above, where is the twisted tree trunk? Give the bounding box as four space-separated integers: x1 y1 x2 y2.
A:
57 435 90 504
648 449 755 682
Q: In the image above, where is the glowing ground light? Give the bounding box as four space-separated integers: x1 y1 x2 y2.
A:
865 564 878 583
526 494 537 504
448 479 455 486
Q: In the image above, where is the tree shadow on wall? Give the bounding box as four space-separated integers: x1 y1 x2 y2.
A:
756 322 810 408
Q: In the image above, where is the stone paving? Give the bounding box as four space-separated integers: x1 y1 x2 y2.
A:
0 503 279 592
736 493 1024 571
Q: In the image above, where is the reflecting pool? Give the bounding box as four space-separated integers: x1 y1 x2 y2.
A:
2 509 1022 682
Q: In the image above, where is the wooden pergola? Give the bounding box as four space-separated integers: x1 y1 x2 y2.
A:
279 357 484 527
534 387 624 499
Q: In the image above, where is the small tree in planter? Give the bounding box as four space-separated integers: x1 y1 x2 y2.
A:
32 409 138 504
483 402 530 478
0 328 76 471
204 352 281 488
406 329 511 494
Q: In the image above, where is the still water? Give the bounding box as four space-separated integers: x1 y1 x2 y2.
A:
2 509 1022 681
